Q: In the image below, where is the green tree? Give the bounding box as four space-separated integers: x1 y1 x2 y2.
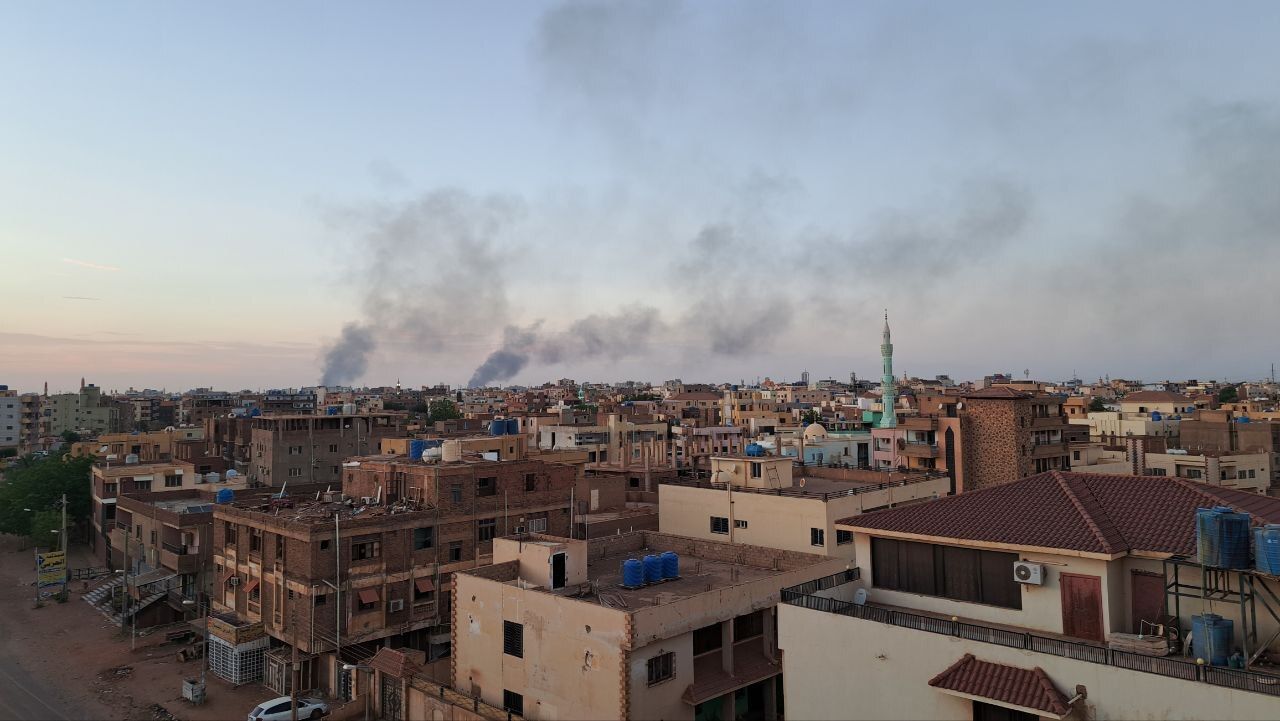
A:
1218 385 1239 404
0 454 93 541
801 409 823 425
0 447 17 459
60 430 81 444
427 399 462 423
29 510 61 549
1088 397 1108 412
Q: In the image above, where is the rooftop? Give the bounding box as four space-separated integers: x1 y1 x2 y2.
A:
152 497 215 514
1121 390 1192 403
841 470 1280 557
928 653 1072 717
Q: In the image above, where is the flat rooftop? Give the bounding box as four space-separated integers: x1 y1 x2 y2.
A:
219 495 434 526
580 543 776 608
153 497 214 514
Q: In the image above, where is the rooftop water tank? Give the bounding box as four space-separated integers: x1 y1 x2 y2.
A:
1192 613 1234 666
215 488 235 504
1238 416 1251 423
1151 411 1162 421
1255 525 1280 575
124 453 139 465
225 469 238 478
745 443 765 457
442 440 462 463
409 439 427 461
505 418 519 435
660 551 679 580
622 559 645 588
489 420 506 436
342 403 356 415
1197 506 1251 569
643 554 664 584
205 472 220 484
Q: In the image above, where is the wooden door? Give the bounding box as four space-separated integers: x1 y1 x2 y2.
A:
1130 570 1166 634
1060 573 1105 643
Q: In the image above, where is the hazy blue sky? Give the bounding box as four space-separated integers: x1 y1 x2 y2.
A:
3 1 1279 392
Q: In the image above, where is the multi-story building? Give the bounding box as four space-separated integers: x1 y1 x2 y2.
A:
92 458 245 566
0 386 18 452
210 454 576 694
451 531 847 721
779 423 872 467
660 454 949 559
958 387 1071 491
778 470 1280 720
180 390 236 428
41 381 121 436
69 427 205 462
537 414 670 472
18 392 42 452
1180 410 1280 492
670 424 745 470
248 413 406 487
721 390 792 434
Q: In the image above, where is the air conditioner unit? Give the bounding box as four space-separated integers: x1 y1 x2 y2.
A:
228 576 241 587
388 599 405 612
360 496 376 505
1013 561 1043 585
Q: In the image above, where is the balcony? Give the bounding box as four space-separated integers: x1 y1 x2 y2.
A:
781 570 1280 699
1030 415 1068 428
160 546 202 574
1030 440 1069 457
900 441 939 459
902 417 938 431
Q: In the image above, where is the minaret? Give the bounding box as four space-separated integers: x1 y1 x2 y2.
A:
878 310 898 428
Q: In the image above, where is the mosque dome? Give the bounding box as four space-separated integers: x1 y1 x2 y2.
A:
803 423 828 440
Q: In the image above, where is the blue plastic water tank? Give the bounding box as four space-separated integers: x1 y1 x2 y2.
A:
1256 525 1280 575
643 554 664 584
1151 411 1162 421
622 559 645 588
1197 507 1224 566
1239 416 1251 424
1219 510 1252 569
409 439 427 460
1192 613 1234 665
489 420 506 436
660 551 679 579
505 418 519 435
215 488 235 504
745 443 765 457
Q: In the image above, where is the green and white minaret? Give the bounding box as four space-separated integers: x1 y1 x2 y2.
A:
877 310 898 428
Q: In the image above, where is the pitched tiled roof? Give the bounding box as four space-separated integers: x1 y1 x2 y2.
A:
1122 391 1191 403
840 471 1280 556
963 386 1030 399
929 654 1071 716
368 647 422 679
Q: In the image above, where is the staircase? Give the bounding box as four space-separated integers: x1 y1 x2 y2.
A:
83 577 166 625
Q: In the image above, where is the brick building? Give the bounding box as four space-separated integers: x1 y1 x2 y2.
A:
210 454 576 696
957 387 1071 491
247 413 406 487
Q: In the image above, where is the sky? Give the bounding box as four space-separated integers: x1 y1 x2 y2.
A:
2 1 1279 393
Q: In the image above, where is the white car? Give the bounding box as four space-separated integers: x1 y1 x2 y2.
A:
248 696 329 721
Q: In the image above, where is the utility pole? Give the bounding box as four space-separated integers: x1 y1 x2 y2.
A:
60 494 67 554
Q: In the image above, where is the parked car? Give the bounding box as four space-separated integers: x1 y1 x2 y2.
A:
248 696 328 721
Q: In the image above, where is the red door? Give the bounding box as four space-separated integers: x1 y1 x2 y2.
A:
1060 573 1105 643
1130 570 1166 634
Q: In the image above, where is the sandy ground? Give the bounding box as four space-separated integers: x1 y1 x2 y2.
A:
0 535 277 721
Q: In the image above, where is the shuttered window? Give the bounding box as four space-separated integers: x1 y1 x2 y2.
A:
870 537 1021 610
503 621 523 658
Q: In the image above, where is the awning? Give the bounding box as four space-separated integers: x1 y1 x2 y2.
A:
928 654 1072 718
244 579 260 594
414 578 434 594
358 588 380 605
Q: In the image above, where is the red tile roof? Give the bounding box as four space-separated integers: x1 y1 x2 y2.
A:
963 386 1031 399
368 647 422 679
929 654 1071 716
840 471 1280 556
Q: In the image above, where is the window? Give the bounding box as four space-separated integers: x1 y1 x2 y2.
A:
810 528 825 547
733 610 764 640
104 482 117 495
710 516 729 535
450 484 462 503
414 579 434 604
1072 451 1080 461
871 537 1022 609
1239 470 1248 480
477 476 497 497
314 593 327 606
224 521 236 545
1148 467 1166 476
248 583 261 603
692 623 722 655
750 462 761 478
352 537 380 561
134 479 152 491
478 518 497 542
502 690 523 717
734 519 748 529
1249 470 1257 479
1185 469 1203 480
528 517 547 533
288 445 302 455
250 529 262 553
288 467 302 478
164 475 182 488
647 652 675 685
448 541 462 562
320 539 330 550
413 526 434 550
357 588 378 611
328 444 339 453
524 473 537 492
836 529 854 545
503 621 524 658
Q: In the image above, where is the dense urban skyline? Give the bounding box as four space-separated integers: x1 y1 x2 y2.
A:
4 1 1280 390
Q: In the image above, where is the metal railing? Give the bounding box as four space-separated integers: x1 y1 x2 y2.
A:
663 475 947 501
781 572 1280 698
162 541 190 555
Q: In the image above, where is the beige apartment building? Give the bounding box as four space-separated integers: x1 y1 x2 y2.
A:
659 454 949 560
778 471 1280 720
452 532 846 721
537 414 669 470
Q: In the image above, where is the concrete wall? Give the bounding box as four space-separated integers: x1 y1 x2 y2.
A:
778 603 1280 720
